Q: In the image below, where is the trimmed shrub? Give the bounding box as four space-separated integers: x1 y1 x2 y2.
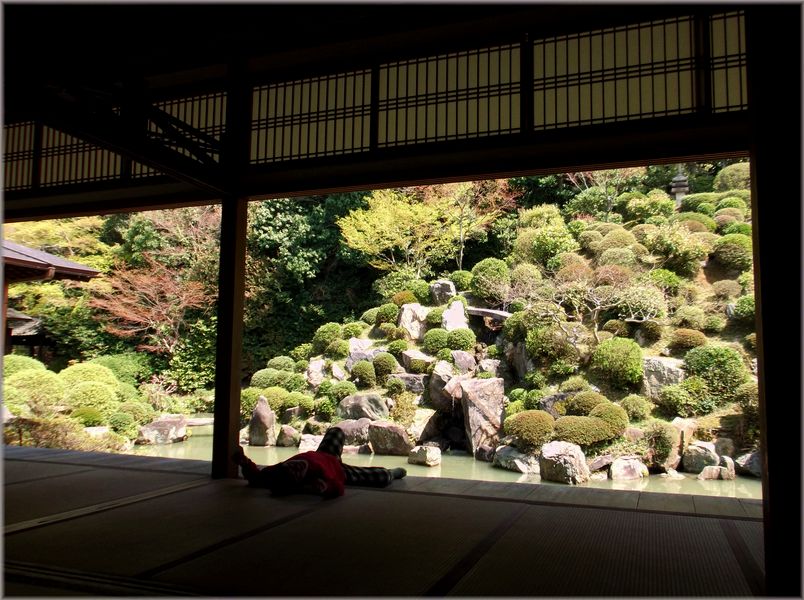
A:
563 187 608 219
680 192 719 212
714 214 738 231
360 308 380 326
504 399 526 419
386 339 409 358
350 360 377 389
504 410 555 452
672 212 717 232
4 384 32 418
316 380 334 398
510 262 543 292
713 162 751 191
324 339 350 360
625 195 675 222
657 384 696 417
716 196 748 212
71 406 105 427
89 353 152 386
285 392 315 413
645 269 681 295
679 219 709 233
384 326 409 341
450 270 473 291
407 359 430 374
594 264 634 286
737 271 755 294
314 398 336 421
519 204 565 228
375 303 401 326
523 388 546 410
567 218 588 239
644 224 708 277
553 415 614 447
563 391 609 416
250 368 306 392
6 369 67 416
712 280 743 299
507 388 527 403
385 378 406 397
389 391 417 427
422 328 450 355
630 223 659 244
409 279 433 305
598 229 638 252
267 356 296 371
372 352 399 381
559 376 591 393
670 328 708 351
329 381 358 401
555 263 594 283
644 421 678 466
683 345 749 404
436 348 454 362
714 207 746 221
525 326 578 364
744 333 757 351
637 321 663 343
722 222 752 237
602 319 630 338
240 388 267 421
733 295 755 322
371 267 421 301
696 202 716 216
3 355 46 378
713 234 753 272
617 285 667 322
672 305 707 330
290 343 314 362
598 247 636 268
470 258 511 304
588 402 629 437
618 394 653 421
312 322 343 354
65 381 120 420
735 381 759 443
703 315 727 334
392 290 418 307
680 375 716 415
59 363 120 389
261 386 291 413
109 412 138 439
591 337 644 389
690 231 720 252
294 360 309 373
447 328 476 351
115 382 142 404
342 322 366 338
118 401 156 425
426 306 446 327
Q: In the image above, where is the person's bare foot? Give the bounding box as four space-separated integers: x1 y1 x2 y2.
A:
390 467 407 480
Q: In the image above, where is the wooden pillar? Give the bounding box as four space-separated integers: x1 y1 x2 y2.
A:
211 196 248 478
745 6 801 597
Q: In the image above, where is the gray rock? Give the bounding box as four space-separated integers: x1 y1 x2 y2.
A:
477 358 502 377
337 393 389 421
302 419 330 435
442 300 469 331
474 444 496 462
671 418 698 452
538 393 571 420
443 374 472 401
280 406 302 424
715 437 736 458
346 338 383 371
642 356 686 399
610 456 649 481
334 418 373 445
407 408 437 445
451 350 477 374
697 465 724 481
720 455 736 480
386 373 428 394
298 434 324 453
247 398 276 446
306 358 326 390
401 349 437 372
368 421 414 455
588 454 614 472
408 445 442 466
398 303 431 341
428 360 456 412
725 303 736 318
590 471 609 482
735 451 762 477
661 468 686 481
539 441 590 484
505 341 534 383
750 358 758 375
460 377 505 455
276 425 300 447
430 279 457 304
342 444 372 455
331 363 347 381
2 404 16 423
493 445 540 474
623 427 645 442
682 441 720 474
137 415 188 445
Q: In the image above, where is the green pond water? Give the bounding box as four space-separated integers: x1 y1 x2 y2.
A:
130 424 763 499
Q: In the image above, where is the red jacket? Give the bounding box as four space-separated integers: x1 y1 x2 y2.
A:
262 451 346 498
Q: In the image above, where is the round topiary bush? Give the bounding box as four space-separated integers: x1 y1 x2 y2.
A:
375 303 401 326
555 262 594 283
637 321 664 343
588 402 629 437
519 204 565 228
118 401 156 425
250 368 306 392
618 394 653 422
504 399 526 419
384 326 409 341
240 387 268 422
594 264 634 287
324 339 350 360
450 270 473 291
409 279 433 305
680 375 716 415
598 229 638 252
684 345 749 404
392 290 418 306
426 307 445 327
386 339 409 358
59 363 120 389
722 222 752 237
3 355 47 378
712 280 743 299
65 381 120 420
71 406 106 427
645 269 681 295
290 343 314 362
470 258 511 304
422 328 450 355
735 380 759 442
712 234 753 273
108 412 138 439
3 384 32 418
372 352 399 382
558 376 591 393
350 360 377 389
713 162 750 191
733 295 755 322
385 377 406 397
716 196 748 212
578 229 604 251
340 322 365 339
507 388 527 403
617 285 667 322
447 328 476 351
285 391 316 414
317 379 334 398
591 337 644 389
314 398 336 421
115 382 142 404
436 348 454 362
504 410 555 452
657 384 695 417
670 328 708 351
361 308 380 326
553 415 614 447
643 420 679 466
312 322 343 354
523 388 546 410
89 353 152 386
703 315 727 334
261 386 291 413
329 381 358 401
266 356 296 371
672 305 707 331
6 369 67 416
696 202 716 216
598 247 636 268
563 390 609 416
525 326 578 364
672 212 717 232
602 319 630 338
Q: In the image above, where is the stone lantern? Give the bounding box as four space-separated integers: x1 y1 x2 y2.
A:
670 166 690 208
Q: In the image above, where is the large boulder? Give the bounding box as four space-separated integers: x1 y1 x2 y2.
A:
276 425 300 447
442 300 469 331
682 441 720 474
368 421 415 456
346 338 383 371
335 418 372 445
430 279 456 305
331 363 347 381
719 455 736 480
505 341 535 383
306 358 327 390
337 393 389 421
137 415 189 445
610 456 650 481
492 445 540 474
298 434 324 453
443 374 472 401
588 454 615 473
537 393 571 420
428 360 456 412
407 408 437 444
642 356 685 399
386 373 428 394
451 350 477 374
671 418 698 453
477 359 502 377
539 441 590 485
735 450 762 477
460 377 505 455
401 349 437 372
408 445 442 466
398 303 431 341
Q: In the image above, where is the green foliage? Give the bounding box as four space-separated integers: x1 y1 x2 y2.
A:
385 378 406 397
383 326 409 341
553 415 616 447
389 391 417 427
722 222 752 236
712 280 743 299
386 339 409 358
625 194 675 222
372 352 400 382
578 229 603 251
733 295 755 322
267 356 296 371
426 307 445 327
470 258 511 304
657 384 694 417
504 410 555 452
523 388 546 410
644 421 678 465
680 375 716 415
408 279 433 304
360 308 380 326
563 391 609 416
672 305 707 330
713 162 750 191
670 328 708 350
168 316 217 392
696 202 716 216
89 353 152 386
329 381 358 401
563 187 608 219
672 212 717 232
507 388 527 402
59 362 120 389
314 398 337 421
115 382 142 404
598 229 637 252
450 270 473 291
504 399 526 419
350 360 377 389
392 290 418 306
602 319 630 338
342 322 366 339
684 345 749 405
529 226 581 269
588 402 629 437
735 381 759 444
324 339 350 359
6 415 128 453
260 386 291 413
558 376 591 393
290 343 314 361
285 391 315 413
525 326 578 365
713 234 753 272
65 381 120 420
312 322 344 354
645 269 681 295
436 348 454 362
118 401 156 425
71 406 106 427
6 369 67 416
716 196 748 212
616 285 667 322
618 394 653 422
447 328 476 351
743 333 756 351
423 328 450 354
703 315 726 334
3 384 32 418
598 247 636 268
591 337 644 389
108 412 138 439
3 355 46 378
407 358 430 374
566 218 588 239
644 224 708 277
375 303 401 326
519 204 565 228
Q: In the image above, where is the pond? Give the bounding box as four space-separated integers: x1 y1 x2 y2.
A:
130 423 763 499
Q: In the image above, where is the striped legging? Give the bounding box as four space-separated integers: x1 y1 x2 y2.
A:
318 427 394 487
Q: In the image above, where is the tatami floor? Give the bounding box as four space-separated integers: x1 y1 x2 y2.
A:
3 446 765 596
